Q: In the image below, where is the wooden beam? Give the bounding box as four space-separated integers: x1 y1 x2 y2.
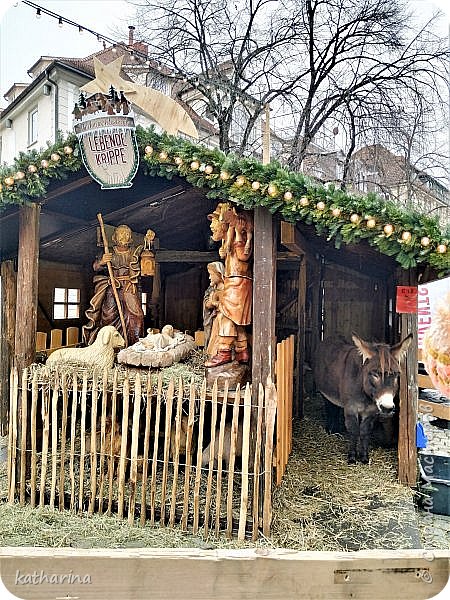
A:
155 250 218 263
0 260 16 435
39 186 187 249
252 207 277 389
0 548 448 599
42 175 93 202
41 208 91 226
280 221 306 256
14 204 40 372
397 268 418 486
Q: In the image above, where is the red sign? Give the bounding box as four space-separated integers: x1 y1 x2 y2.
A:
396 286 418 313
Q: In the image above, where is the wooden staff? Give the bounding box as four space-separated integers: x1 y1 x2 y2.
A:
97 213 128 346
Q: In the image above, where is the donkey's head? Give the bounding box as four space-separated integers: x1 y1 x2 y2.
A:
352 333 412 414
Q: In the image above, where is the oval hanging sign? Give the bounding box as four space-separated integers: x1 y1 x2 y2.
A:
73 89 139 189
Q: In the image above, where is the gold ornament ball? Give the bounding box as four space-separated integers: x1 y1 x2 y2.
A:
41 159 49 168
190 160 200 170
51 153 60 162
159 151 168 160
15 171 25 180
383 224 394 235
401 231 412 242
220 171 230 180
366 218 376 228
28 164 37 173
316 201 326 211
174 156 183 165
436 244 447 254
0 183 2 192
235 175 246 186
421 236 430 247
350 213 360 223
204 165 214 174
331 207 341 217
251 180 260 190
145 145 154 155
284 191 293 201
63 146 73 155
4 176 14 186
267 183 278 196
300 196 309 207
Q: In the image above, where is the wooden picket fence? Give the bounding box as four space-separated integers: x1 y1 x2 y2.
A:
7 366 278 540
275 335 295 485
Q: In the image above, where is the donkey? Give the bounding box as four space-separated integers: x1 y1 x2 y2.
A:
313 332 412 464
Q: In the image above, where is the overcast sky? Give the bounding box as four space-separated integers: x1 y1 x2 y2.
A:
0 0 449 105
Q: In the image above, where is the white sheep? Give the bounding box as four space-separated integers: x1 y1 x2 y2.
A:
46 325 125 370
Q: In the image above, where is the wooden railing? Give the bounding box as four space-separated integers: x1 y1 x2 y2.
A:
275 335 295 485
36 327 80 355
7 367 277 540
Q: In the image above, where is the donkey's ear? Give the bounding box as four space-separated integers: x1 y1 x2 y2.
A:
391 333 413 361
351 332 376 363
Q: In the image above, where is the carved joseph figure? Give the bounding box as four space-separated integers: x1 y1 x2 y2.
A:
83 224 144 346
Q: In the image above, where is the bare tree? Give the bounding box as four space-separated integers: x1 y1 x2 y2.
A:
128 0 310 153
127 0 447 169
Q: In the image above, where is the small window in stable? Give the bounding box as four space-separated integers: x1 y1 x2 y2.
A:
53 287 80 320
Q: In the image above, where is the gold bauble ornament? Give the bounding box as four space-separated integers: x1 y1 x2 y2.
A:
220 171 230 180
51 153 60 162
401 231 412 242
316 201 326 211
15 171 25 180
63 146 73 154
174 156 183 165
41 159 49 168
4 176 14 186
251 180 260 190
284 191 293 201
300 196 309 206
383 224 394 235
28 164 38 173
235 175 246 186
350 213 360 223
421 236 430 247
144 145 154 155
366 218 376 228
267 183 278 197
159 151 168 160
331 207 341 217
204 165 214 174
436 244 447 254
190 160 200 170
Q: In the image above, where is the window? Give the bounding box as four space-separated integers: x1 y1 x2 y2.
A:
28 107 38 145
53 287 80 320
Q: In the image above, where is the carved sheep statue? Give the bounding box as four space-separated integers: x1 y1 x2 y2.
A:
46 325 125 370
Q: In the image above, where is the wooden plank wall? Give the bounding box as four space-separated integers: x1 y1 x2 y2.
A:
275 335 295 485
8 368 278 541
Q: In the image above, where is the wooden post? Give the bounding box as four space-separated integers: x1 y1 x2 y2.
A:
252 207 277 395
397 268 418 485
14 203 40 372
0 260 16 435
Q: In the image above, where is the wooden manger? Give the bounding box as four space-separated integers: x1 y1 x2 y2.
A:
7 364 279 541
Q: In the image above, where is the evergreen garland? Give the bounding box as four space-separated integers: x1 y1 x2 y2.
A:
1 126 449 276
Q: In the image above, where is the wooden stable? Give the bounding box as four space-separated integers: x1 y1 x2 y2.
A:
0 161 425 540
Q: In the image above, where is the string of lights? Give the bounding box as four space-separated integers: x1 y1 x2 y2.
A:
22 0 151 62
20 0 265 108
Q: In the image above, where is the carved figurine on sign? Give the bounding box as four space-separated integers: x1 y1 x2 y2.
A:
205 203 253 368
83 220 157 347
